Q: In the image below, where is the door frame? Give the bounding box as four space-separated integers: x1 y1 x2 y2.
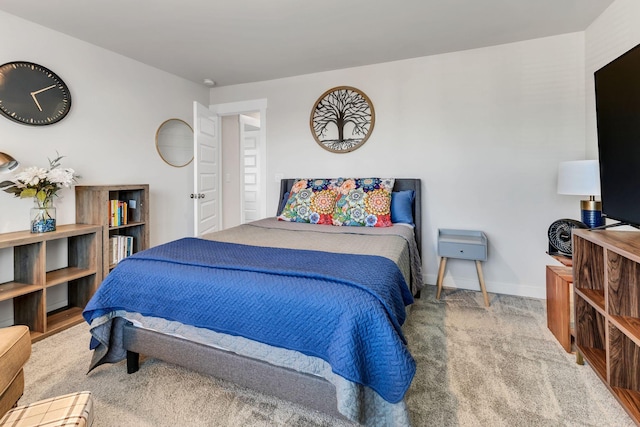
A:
210 98 268 221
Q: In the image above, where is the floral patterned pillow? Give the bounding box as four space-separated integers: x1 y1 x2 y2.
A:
332 178 395 227
277 178 342 225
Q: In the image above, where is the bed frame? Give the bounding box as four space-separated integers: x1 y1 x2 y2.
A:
124 178 422 420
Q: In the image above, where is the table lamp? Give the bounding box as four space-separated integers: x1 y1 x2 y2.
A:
0 152 19 173
557 160 604 228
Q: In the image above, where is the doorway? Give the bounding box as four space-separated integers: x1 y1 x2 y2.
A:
214 99 267 229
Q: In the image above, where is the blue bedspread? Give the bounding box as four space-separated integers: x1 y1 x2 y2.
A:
83 238 415 403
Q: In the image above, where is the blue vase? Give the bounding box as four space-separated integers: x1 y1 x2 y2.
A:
30 199 56 233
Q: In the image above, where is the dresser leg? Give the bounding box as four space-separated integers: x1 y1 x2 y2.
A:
436 257 447 299
476 260 490 307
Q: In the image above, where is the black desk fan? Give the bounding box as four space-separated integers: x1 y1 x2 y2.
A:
548 219 588 256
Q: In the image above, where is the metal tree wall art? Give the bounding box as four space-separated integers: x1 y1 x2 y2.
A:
310 86 375 153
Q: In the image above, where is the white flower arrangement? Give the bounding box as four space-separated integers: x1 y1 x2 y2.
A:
0 153 79 207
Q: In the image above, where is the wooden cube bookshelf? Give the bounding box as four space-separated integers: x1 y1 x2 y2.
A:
75 185 149 278
0 224 102 342
573 229 640 423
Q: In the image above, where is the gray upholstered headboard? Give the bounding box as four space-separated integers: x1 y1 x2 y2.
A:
277 178 422 257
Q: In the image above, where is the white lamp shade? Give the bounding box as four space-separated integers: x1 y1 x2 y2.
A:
557 160 601 196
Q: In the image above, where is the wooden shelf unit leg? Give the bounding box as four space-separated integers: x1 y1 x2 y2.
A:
436 257 447 299
475 260 490 307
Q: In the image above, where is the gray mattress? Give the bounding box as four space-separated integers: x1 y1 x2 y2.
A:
204 218 423 296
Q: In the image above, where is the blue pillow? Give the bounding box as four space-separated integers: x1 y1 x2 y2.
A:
391 190 415 226
278 192 290 215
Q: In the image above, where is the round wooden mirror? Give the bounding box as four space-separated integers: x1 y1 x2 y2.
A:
156 118 193 167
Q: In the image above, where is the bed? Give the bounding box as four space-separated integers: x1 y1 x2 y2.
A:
83 178 423 426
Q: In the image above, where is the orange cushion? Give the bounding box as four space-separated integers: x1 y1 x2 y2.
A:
0 326 31 398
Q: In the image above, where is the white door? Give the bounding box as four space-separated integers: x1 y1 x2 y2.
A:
239 114 261 224
193 101 221 236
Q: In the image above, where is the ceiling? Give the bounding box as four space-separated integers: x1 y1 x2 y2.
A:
0 0 615 87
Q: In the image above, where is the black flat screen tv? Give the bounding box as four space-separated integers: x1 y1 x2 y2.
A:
594 42 640 228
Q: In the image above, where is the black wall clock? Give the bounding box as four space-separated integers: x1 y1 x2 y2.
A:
0 61 72 126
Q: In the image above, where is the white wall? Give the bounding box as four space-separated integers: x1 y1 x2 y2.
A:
0 11 208 325
221 115 241 229
0 11 208 241
210 33 587 299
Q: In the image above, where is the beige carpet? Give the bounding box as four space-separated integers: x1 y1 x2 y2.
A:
20 286 633 426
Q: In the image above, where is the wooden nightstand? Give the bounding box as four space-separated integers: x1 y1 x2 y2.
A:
546 262 574 353
436 229 489 306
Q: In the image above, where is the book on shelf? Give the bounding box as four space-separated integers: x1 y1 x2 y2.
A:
109 235 134 265
108 199 129 227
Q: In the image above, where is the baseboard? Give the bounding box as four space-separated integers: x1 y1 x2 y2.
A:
423 273 545 300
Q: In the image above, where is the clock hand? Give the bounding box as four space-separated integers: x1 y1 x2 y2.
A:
31 84 56 96
30 93 43 112
30 84 57 112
